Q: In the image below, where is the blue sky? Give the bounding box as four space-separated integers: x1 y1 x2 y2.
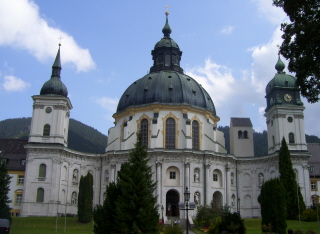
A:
0 0 319 137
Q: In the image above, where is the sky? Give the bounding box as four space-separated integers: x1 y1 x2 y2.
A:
0 0 319 138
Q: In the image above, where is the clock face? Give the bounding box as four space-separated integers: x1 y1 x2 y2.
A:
284 94 292 102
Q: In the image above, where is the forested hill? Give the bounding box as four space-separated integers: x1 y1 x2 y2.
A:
1 118 319 156
218 126 320 156
0 118 108 154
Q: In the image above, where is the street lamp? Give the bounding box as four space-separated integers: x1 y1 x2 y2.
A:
161 205 164 224
180 187 194 234
237 198 240 213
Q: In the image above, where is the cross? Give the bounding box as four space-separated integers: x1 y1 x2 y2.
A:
58 36 63 46
165 5 169 14
277 44 280 55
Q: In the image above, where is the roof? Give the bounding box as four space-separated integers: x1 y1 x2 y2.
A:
116 70 217 116
0 139 27 171
308 143 320 177
230 118 252 127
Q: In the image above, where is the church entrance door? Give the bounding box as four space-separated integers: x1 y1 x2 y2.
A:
166 189 180 217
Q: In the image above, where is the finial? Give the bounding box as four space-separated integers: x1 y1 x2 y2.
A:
58 36 63 47
277 45 280 56
165 5 169 15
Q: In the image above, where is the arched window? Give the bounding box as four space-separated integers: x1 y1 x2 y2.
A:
192 120 199 150
38 164 46 181
289 133 295 143
244 130 248 139
140 119 148 148
43 124 50 136
36 188 44 203
166 117 175 149
165 54 170 66
238 130 243 139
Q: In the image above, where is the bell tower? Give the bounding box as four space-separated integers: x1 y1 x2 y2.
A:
28 44 72 147
264 56 306 153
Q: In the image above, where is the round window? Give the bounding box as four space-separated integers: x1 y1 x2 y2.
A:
287 116 293 123
45 107 52 113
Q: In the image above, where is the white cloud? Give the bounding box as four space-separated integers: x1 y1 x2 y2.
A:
0 0 95 72
2 75 30 91
252 0 287 25
92 97 119 113
220 26 234 35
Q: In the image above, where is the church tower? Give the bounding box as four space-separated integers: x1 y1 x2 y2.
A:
28 45 72 147
264 56 306 154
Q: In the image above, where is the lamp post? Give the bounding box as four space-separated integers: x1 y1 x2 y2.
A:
237 198 240 214
161 205 164 225
180 187 194 234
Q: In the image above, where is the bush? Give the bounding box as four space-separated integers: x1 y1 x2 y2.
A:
306 229 316 234
209 212 246 234
162 224 184 234
301 208 317 222
195 205 220 228
293 230 303 234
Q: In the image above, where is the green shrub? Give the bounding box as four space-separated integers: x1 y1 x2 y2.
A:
293 230 303 234
209 212 246 234
162 224 184 234
195 205 220 228
306 229 316 234
301 209 317 222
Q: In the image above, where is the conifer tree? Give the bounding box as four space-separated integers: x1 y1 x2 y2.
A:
93 182 121 234
115 134 159 233
258 178 287 234
279 137 305 219
0 157 12 223
78 172 93 223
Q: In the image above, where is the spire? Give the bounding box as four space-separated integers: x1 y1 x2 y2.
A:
275 56 285 74
52 44 62 78
162 8 172 37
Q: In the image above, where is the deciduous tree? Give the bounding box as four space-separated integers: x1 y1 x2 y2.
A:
273 0 320 103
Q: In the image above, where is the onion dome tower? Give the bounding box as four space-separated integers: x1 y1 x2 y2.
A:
264 56 306 153
29 44 72 147
108 12 224 153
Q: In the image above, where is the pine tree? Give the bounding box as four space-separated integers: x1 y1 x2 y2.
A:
78 172 93 223
279 137 306 219
93 182 121 234
0 157 12 223
115 134 159 233
258 178 287 234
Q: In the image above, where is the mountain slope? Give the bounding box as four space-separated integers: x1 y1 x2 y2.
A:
0 118 108 153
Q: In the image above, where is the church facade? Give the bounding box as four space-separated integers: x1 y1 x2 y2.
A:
21 13 311 219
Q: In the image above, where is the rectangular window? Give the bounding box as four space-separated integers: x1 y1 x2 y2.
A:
170 171 176 179
18 175 24 185
213 174 218 181
16 194 23 205
311 181 317 191
309 166 315 172
21 159 26 165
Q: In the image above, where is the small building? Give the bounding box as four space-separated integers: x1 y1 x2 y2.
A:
0 139 27 217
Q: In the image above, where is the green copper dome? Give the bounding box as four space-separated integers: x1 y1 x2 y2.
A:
40 46 68 97
266 57 296 95
116 13 217 117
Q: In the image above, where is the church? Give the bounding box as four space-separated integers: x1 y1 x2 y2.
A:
20 12 311 219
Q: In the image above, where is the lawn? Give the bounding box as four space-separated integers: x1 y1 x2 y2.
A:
192 218 320 234
10 217 320 233
10 217 93 234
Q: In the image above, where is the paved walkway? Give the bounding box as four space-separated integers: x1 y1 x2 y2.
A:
183 230 196 234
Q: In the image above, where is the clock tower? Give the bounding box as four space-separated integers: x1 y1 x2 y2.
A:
28 45 72 147
264 56 306 153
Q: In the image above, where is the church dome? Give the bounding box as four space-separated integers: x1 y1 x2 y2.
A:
265 56 296 95
116 13 217 117
40 46 68 97
116 70 216 115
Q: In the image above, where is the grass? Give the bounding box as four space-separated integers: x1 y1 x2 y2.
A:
192 218 320 234
10 217 320 233
10 217 93 234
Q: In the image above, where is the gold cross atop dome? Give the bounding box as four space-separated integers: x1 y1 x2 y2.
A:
58 36 63 46
165 5 169 15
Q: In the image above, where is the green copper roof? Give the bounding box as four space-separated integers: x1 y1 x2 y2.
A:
116 13 217 117
40 45 68 97
266 57 296 95
116 70 217 116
